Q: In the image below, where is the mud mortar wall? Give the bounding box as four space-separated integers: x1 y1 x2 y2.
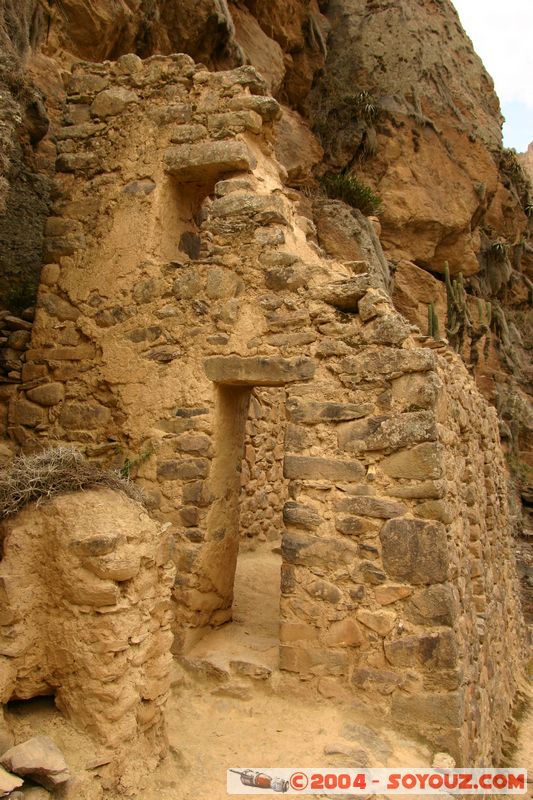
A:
430 355 526 765
0 488 175 788
240 387 286 547
4 53 526 765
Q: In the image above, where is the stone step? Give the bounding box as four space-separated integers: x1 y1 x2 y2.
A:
179 654 231 682
181 648 276 684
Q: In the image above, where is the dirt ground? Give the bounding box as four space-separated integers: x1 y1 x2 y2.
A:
4 542 532 799
5 667 434 800
510 695 533 797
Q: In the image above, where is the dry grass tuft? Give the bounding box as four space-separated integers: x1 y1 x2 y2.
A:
0 446 145 520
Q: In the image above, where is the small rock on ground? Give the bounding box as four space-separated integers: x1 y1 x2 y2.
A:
323 743 369 767
0 735 70 790
0 763 23 796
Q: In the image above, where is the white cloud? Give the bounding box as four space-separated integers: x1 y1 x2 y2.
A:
452 0 533 108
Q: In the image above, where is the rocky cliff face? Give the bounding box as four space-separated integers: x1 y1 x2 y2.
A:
0 1 52 308
520 140 533 185
303 0 533 534
307 0 513 275
305 0 531 407
0 0 327 307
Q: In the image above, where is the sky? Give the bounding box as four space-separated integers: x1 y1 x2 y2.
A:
452 0 533 152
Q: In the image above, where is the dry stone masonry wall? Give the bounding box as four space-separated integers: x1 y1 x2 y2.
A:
0 488 175 790
240 387 286 548
0 311 35 465
2 53 526 766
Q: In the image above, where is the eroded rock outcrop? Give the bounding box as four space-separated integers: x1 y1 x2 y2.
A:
0 736 70 791
519 141 533 186
302 0 532 529
0 2 52 307
307 0 529 275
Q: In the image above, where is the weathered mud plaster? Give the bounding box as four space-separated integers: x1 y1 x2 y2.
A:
0 487 175 788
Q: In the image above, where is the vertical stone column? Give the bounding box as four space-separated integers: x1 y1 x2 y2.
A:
172 386 251 651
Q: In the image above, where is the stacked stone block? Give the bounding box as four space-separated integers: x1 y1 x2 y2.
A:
0 311 35 457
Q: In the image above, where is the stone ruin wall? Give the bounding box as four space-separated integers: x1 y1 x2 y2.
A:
0 52 526 766
433 355 524 764
0 314 33 465
279 349 525 765
0 487 175 791
240 387 286 548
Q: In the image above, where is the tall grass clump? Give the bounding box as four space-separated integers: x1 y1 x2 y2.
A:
320 172 382 215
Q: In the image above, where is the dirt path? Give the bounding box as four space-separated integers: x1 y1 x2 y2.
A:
510 689 533 797
158 669 436 800
186 543 281 674
5 543 531 799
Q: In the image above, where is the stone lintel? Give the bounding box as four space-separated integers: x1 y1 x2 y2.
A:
164 140 254 182
204 355 315 386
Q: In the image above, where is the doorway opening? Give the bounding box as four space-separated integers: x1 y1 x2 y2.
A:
186 386 288 677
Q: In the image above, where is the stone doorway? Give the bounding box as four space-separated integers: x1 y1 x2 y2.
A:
184 383 289 679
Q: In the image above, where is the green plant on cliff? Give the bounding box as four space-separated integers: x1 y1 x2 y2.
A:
313 80 381 128
500 147 532 210
303 13 327 56
488 240 508 262
500 147 522 178
469 298 492 369
320 172 382 215
444 262 469 351
426 302 440 340
310 75 382 163
120 449 153 479
353 91 380 123
444 262 491 367
490 302 520 372
474 181 486 200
